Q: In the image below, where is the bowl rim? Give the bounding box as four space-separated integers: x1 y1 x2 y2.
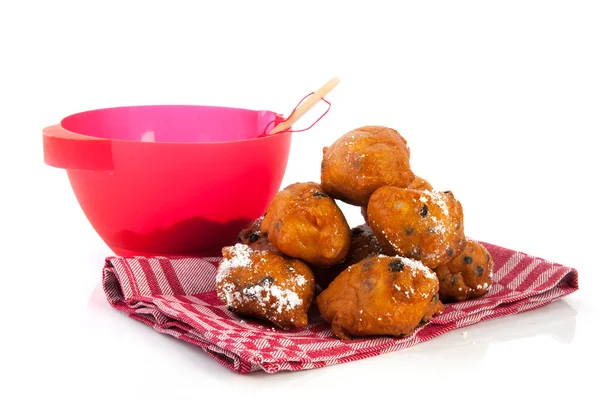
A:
58 104 291 145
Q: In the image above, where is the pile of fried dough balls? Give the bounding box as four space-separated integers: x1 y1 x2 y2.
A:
215 126 494 340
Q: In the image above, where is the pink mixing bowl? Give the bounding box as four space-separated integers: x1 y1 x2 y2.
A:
43 105 291 257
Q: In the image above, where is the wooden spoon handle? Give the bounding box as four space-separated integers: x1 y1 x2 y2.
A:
267 77 340 136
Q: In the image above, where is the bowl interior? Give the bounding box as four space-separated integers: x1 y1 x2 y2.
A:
61 105 278 143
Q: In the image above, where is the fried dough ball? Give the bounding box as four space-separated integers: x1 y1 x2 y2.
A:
313 224 384 290
316 255 444 340
321 126 415 207
236 218 277 251
408 175 434 191
367 186 466 269
359 175 431 222
215 243 315 329
260 182 351 266
436 240 494 302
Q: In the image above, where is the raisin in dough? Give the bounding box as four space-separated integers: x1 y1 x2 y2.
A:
317 255 443 340
436 239 494 302
367 187 466 269
216 243 315 329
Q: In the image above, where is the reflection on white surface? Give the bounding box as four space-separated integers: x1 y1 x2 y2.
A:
404 299 577 363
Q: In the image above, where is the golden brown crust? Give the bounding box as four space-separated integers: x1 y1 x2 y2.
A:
312 224 384 290
316 255 444 340
359 178 431 223
408 175 434 191
260 182 351 266
436 240 494 302
320 126 415 207
215 244 315 329
367 186 466 269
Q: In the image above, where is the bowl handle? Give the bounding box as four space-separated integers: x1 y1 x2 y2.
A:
43 125 114 171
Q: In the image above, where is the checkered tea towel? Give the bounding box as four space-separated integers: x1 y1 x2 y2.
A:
102 241 578 374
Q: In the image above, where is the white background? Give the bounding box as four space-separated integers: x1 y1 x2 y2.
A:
1 0 599 399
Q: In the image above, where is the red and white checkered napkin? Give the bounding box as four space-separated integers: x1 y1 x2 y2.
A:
102 242 579 374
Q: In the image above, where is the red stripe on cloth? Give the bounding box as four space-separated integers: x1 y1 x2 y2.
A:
158 258 186 295
138 258 163 296
534 268 575 292
101 241 579 374
497 257 534 286
513 261 552 292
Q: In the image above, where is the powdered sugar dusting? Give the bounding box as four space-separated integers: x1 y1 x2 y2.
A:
216 243 253 283
422 190 449 216
295 275 307 286
386 255 438 299
417 191 450 238
221 282 242 306
429 216 447 235
397 256 437 281
216 243 307 315
243 283 303 313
